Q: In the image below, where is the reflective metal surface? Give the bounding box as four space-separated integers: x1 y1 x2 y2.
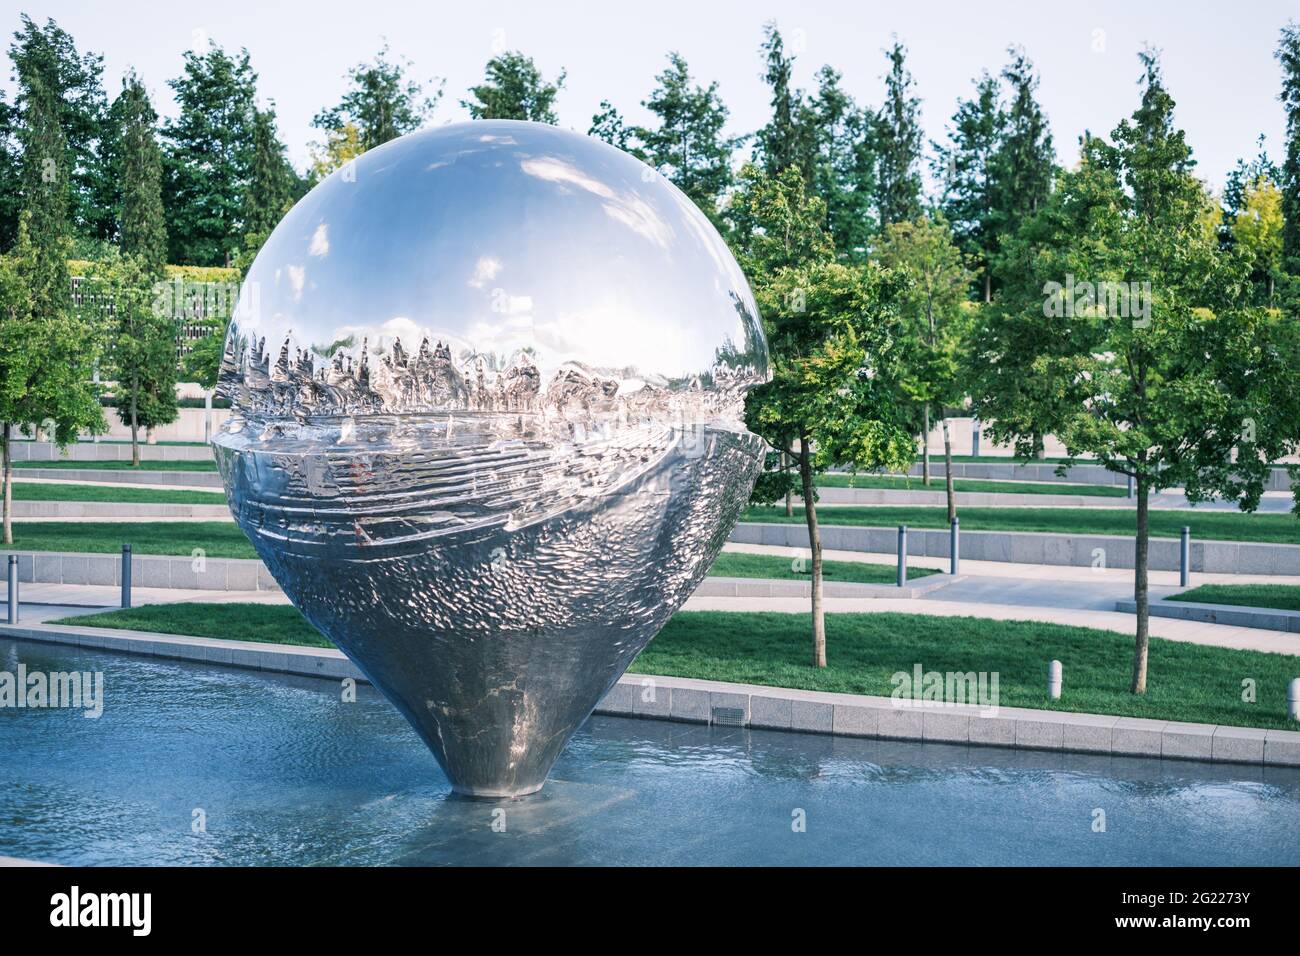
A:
213 120 768 797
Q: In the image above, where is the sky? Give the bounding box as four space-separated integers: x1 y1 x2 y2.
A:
7 0 1296 191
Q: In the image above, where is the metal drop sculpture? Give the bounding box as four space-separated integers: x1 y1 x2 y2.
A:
213 120 769 797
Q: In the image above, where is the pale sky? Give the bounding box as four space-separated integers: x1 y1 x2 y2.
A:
7 0 1296 191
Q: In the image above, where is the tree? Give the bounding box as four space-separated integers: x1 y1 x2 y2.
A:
875 215 973 514
587 100 643 157
734 164 914 666
874 40 924 227
162 42 259 266
240 104 300 259
308 122 364 182
1 66 105 541
636 53 739 227
1229 174 1284 306
8 15 110 245
313 44 441 153
973 52 1300 694
753 22 816 178
988 48 1055 254
114 72 167 275
1278 22 1300 274
0 90 20 251
462 51 564 123
808 66 878 260
934 72 1003 300
92 253 178 464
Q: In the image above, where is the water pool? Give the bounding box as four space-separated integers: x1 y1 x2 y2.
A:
2 637 1298 866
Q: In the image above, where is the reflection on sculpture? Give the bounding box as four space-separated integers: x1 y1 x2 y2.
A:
212 120 769 797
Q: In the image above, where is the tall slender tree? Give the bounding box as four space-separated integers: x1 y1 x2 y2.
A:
934 73 1003 300
8 15 110 245
241 106 298 242
988 48 1055 247
1 67 105 541
114 72 167 275
809 66 878 260
1277 22 1300 275
874 40 924 227
162 42 259 266
462 51 564 123
0 90 20 251
753 22 816 178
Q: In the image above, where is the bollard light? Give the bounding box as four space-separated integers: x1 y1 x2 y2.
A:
1048 659 1063 700
949 517 960 576
6 554 17 625
897 525 908 588
1180 526 1191 588
1289 678 1300 722
1126 474 1135 499
121 543 132 609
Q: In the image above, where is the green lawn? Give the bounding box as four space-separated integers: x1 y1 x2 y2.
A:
54 603 1300 729
7 482 225 504
743 504 1300 545
58 602 330 647
819 473 1126 497
709 551 937 583
14 459 217 472
1169 584 1300 612
2 522 256 558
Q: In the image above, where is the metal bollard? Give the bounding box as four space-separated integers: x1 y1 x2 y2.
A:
1290 679 1300 721
971 421 980 458
1048 659 1063 700
1126 474 1135 499
897 525 908 587
949 517 960 575
121 543 132 609
1180 526 1191 588
6 555 17 624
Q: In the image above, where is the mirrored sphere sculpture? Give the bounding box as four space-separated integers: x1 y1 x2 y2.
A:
213 120 769 797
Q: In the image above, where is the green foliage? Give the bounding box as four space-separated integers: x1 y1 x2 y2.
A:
182 318 228 389
933 73 1003 299
242 106 299 241
0 89 20 251
313 43 440 154
114 71 167 275
986 48 1055 245
753 22 817 178
162 42 259 266
874 40 924 227
8 14 111 244
808 66 878 260
462 51 564 123
1277 21 1300 273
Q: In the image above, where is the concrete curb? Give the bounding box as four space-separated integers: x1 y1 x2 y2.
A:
1 550 281 592
13 467 223 488
3 619 1298 768
11 440 214 463
732 521 1300 575
1116 598 1300 634
11 501 229 519
817 486 1132 508
693 574 957 599
898 461 1294 492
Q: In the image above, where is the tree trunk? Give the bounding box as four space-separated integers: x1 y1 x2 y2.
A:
921 403 931 485
1131 477 1150 694
130 374 140 467
1032 431 1046 460
941 415 956 522
797 436 826 668
783 449 793 517
2 422 11 546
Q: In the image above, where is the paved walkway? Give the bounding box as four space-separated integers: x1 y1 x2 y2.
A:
8 475 220 493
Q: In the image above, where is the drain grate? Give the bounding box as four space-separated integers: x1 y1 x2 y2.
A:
711 706 746 727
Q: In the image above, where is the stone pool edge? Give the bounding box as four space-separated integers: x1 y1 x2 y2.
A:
3 619 1299 769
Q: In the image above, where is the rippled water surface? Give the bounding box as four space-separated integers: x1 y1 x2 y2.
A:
2 638 1299 866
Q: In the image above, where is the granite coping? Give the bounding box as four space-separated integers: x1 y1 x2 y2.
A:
2 619 1298 768
1116 598 1300 634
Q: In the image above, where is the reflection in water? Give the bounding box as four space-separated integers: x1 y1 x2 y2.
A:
1 639 1298 866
